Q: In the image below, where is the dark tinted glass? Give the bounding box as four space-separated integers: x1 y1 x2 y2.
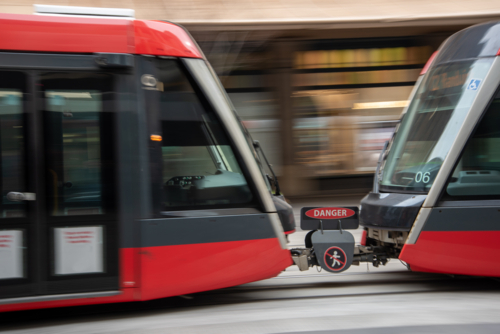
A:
446 93 500 197
41 73 114 216
0 72 26 219
142 59 253 210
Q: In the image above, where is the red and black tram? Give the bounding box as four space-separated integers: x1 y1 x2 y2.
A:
359 21 500 276
292 21 500 278
0 7 294 312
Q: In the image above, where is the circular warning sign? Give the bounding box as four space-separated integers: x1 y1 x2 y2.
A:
324 246 347 271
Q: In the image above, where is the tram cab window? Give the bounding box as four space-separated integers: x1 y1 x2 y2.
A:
446 94 500 197
143 59 253 209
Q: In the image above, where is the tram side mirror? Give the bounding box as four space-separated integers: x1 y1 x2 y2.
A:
94 53 134 69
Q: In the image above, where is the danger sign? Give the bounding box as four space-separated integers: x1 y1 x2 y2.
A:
305 207 355 220
300 206 359 230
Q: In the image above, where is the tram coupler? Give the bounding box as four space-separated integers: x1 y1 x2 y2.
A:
291 206 392 273
291 242 390 272
292 229 355 273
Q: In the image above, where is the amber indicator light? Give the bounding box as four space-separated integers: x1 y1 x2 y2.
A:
150 135 162 142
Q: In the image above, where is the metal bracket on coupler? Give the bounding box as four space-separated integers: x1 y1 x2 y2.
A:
291 224 355 273
312 227 355 273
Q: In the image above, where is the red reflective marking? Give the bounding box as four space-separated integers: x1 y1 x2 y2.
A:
420 51 438 75
360 230 367 246
400 231 500 277
497 47 500 56
305 207 355 219
284 229 296 235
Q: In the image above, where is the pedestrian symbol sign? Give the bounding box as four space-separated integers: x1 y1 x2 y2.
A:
467 79 481 91
324 246 347 271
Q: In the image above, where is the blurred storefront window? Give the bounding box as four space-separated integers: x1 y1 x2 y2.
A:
292 43 434 177
199 37 435 180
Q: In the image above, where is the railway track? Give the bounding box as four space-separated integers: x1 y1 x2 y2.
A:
1 270 498 333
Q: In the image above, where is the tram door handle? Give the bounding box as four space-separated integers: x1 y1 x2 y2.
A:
6 192 36 202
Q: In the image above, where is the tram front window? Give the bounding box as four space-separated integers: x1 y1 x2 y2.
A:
379 58 494 193
143 59 253 209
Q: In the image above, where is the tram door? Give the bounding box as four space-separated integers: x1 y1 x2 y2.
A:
0 69 118 299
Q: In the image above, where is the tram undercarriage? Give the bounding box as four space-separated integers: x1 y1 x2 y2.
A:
291 230 404 273
289 206 408 273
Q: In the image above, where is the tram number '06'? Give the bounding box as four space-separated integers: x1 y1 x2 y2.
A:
415 172 431 183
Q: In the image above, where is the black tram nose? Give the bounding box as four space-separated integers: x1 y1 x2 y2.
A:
359 193 426 230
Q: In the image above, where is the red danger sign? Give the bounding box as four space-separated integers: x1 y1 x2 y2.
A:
305 207 355 220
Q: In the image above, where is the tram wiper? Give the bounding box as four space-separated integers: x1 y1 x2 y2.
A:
253 140 281 196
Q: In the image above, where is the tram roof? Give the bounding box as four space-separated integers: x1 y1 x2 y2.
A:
0 13 202 58
433 21 500 66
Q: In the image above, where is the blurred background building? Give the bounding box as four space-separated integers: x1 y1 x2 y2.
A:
3 0 500 196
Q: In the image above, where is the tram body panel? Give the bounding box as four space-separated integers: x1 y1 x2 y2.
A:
400 207 500 276
0 288 135 313
137 214 290 300
0 13 132 54
139 240 290 300
0 13 202 58
133 20 202 58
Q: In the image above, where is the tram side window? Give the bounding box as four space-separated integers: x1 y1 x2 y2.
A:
446 95 500 197
0 72 27 219
144 59 253 209
0 72 27 280
41 73 114 216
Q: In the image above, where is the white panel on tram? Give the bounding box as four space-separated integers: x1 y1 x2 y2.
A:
54 226 104 275
0 230 24 279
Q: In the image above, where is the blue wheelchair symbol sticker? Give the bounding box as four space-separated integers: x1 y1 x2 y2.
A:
467 79 481 91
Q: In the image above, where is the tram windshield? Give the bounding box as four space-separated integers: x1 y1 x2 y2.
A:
143 58 253 209
379 58 494 193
